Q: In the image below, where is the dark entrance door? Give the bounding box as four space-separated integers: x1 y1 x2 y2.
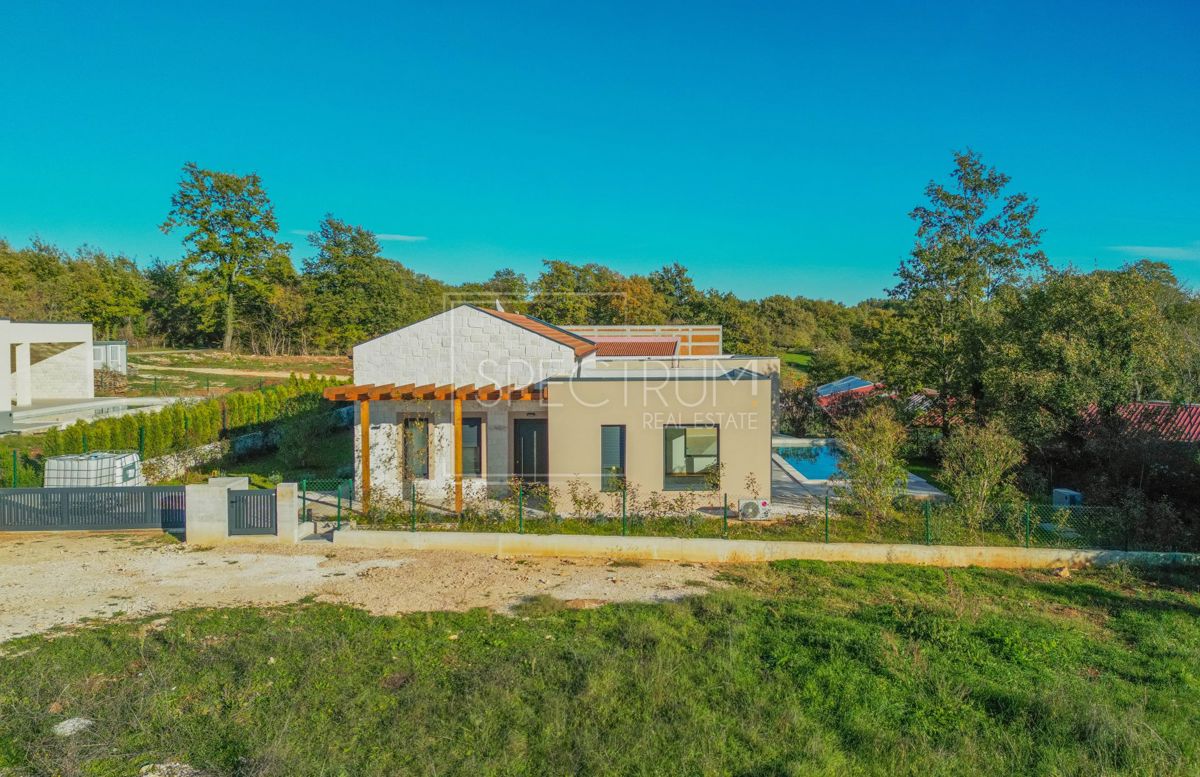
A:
513 419 548 483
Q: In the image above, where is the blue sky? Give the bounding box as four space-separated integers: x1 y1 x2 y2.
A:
2 0 1197 302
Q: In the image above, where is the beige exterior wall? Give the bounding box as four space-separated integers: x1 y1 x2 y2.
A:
546 375 773 515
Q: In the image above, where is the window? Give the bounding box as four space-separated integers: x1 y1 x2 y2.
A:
600 425 626 492
92 346 104 363
663 426 719 491
401 418 430 480
462 417 483 477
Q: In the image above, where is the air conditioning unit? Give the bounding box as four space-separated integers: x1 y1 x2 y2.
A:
738 499 771 521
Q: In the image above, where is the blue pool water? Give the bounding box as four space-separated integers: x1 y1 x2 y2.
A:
775 444 845 481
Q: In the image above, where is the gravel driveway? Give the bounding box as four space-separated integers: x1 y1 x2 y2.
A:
0 533 721 643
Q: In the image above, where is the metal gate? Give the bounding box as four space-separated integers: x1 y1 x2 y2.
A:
228 489 277 535
0 487 186 532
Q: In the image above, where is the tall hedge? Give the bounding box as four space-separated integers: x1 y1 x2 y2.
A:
9 375 341 464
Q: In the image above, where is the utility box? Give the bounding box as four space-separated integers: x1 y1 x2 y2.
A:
1052 488 1083 507
43 451 145 488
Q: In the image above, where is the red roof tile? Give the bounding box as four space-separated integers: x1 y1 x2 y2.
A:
1083 402 1200 443
590 336 679 357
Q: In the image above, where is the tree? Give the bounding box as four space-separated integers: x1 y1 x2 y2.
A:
529 260 620 324
303 215 446 352
834 404 907 524
777 387 829 437
160 163 287 350
883 150 1047 435
986 262 1186 446
940 420 1024 534
648 262 700 322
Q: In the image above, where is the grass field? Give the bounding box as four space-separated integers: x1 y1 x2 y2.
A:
2 561 1198 775
116 349 352 397
129 349 351 376
781 351 813 386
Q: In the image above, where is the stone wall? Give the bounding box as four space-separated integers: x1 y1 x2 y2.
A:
353 305 577 388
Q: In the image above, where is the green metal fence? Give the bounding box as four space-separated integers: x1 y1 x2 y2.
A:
345 481 1183 552
300 478 355 529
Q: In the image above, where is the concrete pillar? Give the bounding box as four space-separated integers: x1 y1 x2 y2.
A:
183 476 248 544
13 342 31 407
0 321 11 412
275 482 303 543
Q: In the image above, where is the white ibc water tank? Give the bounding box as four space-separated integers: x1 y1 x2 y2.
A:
43 452 145 488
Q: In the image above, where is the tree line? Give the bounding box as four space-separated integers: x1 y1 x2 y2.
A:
2 152 1199 541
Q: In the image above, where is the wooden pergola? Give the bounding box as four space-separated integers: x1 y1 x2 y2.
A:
322 382 549 513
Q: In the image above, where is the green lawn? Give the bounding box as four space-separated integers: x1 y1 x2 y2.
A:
203 427 354 486
781 351 813 386
2 561 1198 775
129 348 351 376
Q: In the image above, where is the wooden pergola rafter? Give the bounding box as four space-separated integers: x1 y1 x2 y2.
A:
323 383 549 403
322 382 549 513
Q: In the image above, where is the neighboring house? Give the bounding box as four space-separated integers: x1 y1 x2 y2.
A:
1 319 94 433
1081 401 1200 444
92 340 128 375
815 375 879 409
325 305 779 514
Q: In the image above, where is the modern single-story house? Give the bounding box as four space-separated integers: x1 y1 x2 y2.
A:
1 319 95 433
325 305 779 515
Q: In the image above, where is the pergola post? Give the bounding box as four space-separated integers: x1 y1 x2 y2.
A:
453 397 463 514
360 398 371 512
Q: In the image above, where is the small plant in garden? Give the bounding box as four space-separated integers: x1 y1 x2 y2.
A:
939 420 1024 535
834 404 908 525
566 478 603 518
743 472 760 501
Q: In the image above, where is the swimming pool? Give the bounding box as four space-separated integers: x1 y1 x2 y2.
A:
774 443 845 481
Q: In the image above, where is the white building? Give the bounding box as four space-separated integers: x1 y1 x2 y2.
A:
327 305 779 515
93 340 128 374
1 319 94 432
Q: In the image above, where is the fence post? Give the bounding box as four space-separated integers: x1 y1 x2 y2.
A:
1024 503 1032 548
301 478 307 520
410 482 416 533
518 481 524 534
622 487 628 537
924 501 931 545
824 494 830 543
138 426 146 458
336 482 342 530
722 493 728 538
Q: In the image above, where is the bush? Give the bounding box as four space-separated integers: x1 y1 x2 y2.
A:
834 404 907 523
3 375 343 470
940 421 1025 534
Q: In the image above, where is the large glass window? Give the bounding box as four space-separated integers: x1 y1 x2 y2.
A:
600 425 626 492
462 417 483 477
401 418 430 480
663 426 719 491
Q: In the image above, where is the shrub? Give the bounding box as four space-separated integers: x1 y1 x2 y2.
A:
834 404 907 524
940 420 1025 534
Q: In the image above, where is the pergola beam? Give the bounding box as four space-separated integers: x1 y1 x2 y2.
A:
323 382 546 402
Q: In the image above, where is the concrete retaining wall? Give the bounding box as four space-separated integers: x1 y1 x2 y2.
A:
331 529 1200 569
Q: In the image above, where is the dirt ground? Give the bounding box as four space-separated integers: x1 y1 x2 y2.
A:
0 533 722 643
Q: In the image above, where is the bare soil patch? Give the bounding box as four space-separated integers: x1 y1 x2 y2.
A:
0 533 720 642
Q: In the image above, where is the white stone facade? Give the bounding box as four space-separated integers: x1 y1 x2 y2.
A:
1 320 94 428
353 305 578 389
355 398 547 504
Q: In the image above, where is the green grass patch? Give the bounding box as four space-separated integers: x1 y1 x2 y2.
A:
780 351 814 386
1 563 1198 775
210 428 353 484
